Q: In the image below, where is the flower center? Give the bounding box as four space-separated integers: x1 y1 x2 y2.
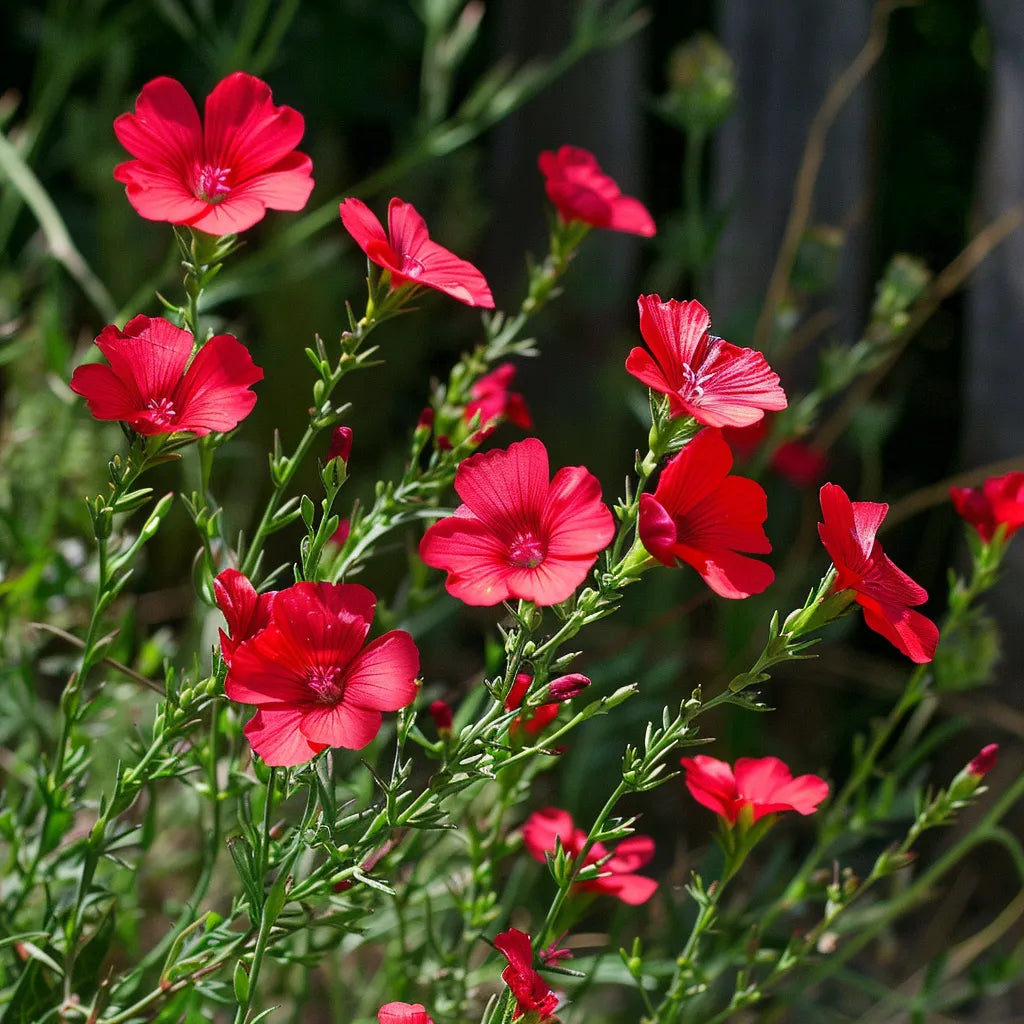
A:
144 397 177 427
508 531 547 569
193 163 232 203
399 253 425 279
678 361 708 400
307 664 346 703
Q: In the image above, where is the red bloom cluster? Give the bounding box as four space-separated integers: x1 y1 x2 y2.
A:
539 146 656 237
378 1003 434 1024
215 571 419 766
626 295 787 429
817 484 939 663
682 755 829 825
523 807 657 905
494 928 559 1022
419 438 615 607
339 197 494 308
114 73 313 235
466 364 533 435
639 428 774 599
950 472 1024 542
70 315 262 437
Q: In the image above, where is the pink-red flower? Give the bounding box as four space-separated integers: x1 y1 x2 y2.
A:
214 569 275 662
70 315 262 436
506 673 560 736
968 743 999 777
538 146 655 237
818 483 939 663
419 437 615 606
638 428 774 599
466 364 533 432
493 928 559 1022
223 581 419 766
339 197 494 307
113 73 313 235
626 295 787 428
378 1003 434 1024
328 425 354 465
950 472 1024 542
523 807 657 905
681 755 829 825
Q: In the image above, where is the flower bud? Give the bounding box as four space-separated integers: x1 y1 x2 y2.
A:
429 699 453 736
547 672 591 701
328 425 353 465
664 33 736 134
437 435 452 452
417 407 435 431
968 743 999 777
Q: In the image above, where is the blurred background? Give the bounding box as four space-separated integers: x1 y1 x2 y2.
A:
2 0 1022 1018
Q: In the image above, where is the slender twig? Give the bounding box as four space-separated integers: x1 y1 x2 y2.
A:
883 455 1024 528
27 622 163 694
753 0 916 354
813 203 1024 453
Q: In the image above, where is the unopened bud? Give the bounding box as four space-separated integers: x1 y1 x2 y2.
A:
548 673 591 701
968 743 999 777
437 435 452 452
429 699 453 735
417 407 435 431
328 426 353 464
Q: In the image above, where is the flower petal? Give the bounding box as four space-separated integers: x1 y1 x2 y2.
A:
243 707 326 767
343 631 420 711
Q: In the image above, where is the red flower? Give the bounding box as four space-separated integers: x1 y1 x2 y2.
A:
950 472 1024 542
681 755 829 825
378 1003 434 1024
466 364 533 432
493 928 559 1022
968 743 999 777
506 673 560 736
339 197 494 307
419 437 615 606
770 440 828 487
538 146 655 237
214 569 275 663
428 699 454 735
113 73 313 235
638 428 774 599
224 582 419 767
523 807 657 905
626 295 787 428
328 426 353 465
817 483 939 663
70 315 262 436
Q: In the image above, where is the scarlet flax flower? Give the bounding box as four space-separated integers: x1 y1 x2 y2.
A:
213 569 275 662
817 483 939 663
339 197 494 307
378 1003 434 1024
466 364 533 432
224 581 419 766
419 437 615 606
114 73 313 235
950 472 1024 542
538 146 656 237
70 315 262 436
638 428 774 599
626 295 787 428
493 928 559 1022
523 807 657 905
682 755 829 825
